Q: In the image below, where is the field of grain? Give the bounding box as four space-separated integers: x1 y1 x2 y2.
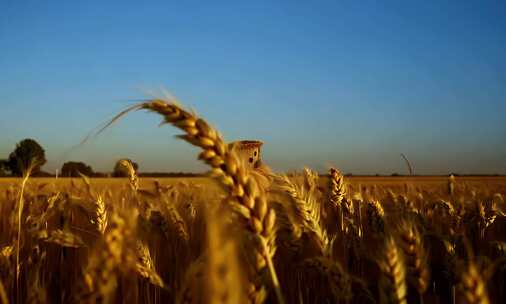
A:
1 98 505 304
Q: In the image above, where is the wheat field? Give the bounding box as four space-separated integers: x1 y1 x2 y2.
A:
1 98 505 304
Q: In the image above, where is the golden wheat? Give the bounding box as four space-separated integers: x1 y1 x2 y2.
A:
396 220 429 295
162 196 190 242
119 159 139 192
276 171 330 255
41 229 86 248
204 207 243 304
82 210 138 302
378 236 407 304
328 168 346 208
97 98 283 303
0 280 7 304
459 260 490 304
92 195 108 234
135 241 165 288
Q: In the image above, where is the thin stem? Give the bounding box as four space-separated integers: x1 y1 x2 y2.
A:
0 280 8 304
16 172 30 304
261 238 285 304
451 285 455 304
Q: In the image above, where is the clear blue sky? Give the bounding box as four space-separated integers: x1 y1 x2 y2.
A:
1 0 505 175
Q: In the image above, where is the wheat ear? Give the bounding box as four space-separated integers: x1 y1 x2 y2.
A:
276 171 329 255
328 168 346 208
97 98 283 304
81 211 138 302
136 241 165 288
397 220 429 295
41 229 85 248
366 200 385 234
93 195 108 234
378 236 407 304
459 261 490 304
328 168 355 233
119 159 139 192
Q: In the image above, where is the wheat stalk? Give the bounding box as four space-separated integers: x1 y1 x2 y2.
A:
95 97 283 304
81 210 138 303
449 174 456 196
396 220 429 295
15 158 41 304
0 280 7 304
328 168 346 208
366 200 385 234
0 245 13 296
41 229 86 248
162 196 190 242
328 167 355 233
92 195 108 234
205 207 243 304
119 159 139 192
276 170 329 255
78 172 94 197
400 153 414 175
459 261 490 304
378 236 407 304
136 241 165 288
176 257 205 304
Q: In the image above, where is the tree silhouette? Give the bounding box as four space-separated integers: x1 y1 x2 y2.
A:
0 160 7 177
61 161 94 177
113 158 139 177
6 139 47 176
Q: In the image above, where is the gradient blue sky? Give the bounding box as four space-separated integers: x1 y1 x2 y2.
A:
1 0 505 174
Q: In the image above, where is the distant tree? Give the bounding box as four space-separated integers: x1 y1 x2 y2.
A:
0 160 7 177
113 158 139 177
61 161 94 177
6 139 47 176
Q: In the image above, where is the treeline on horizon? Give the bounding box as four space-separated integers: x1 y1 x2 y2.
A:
0 138 503 178
0 138 203 178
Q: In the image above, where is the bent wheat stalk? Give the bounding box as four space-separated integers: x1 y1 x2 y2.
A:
92 97 284 304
